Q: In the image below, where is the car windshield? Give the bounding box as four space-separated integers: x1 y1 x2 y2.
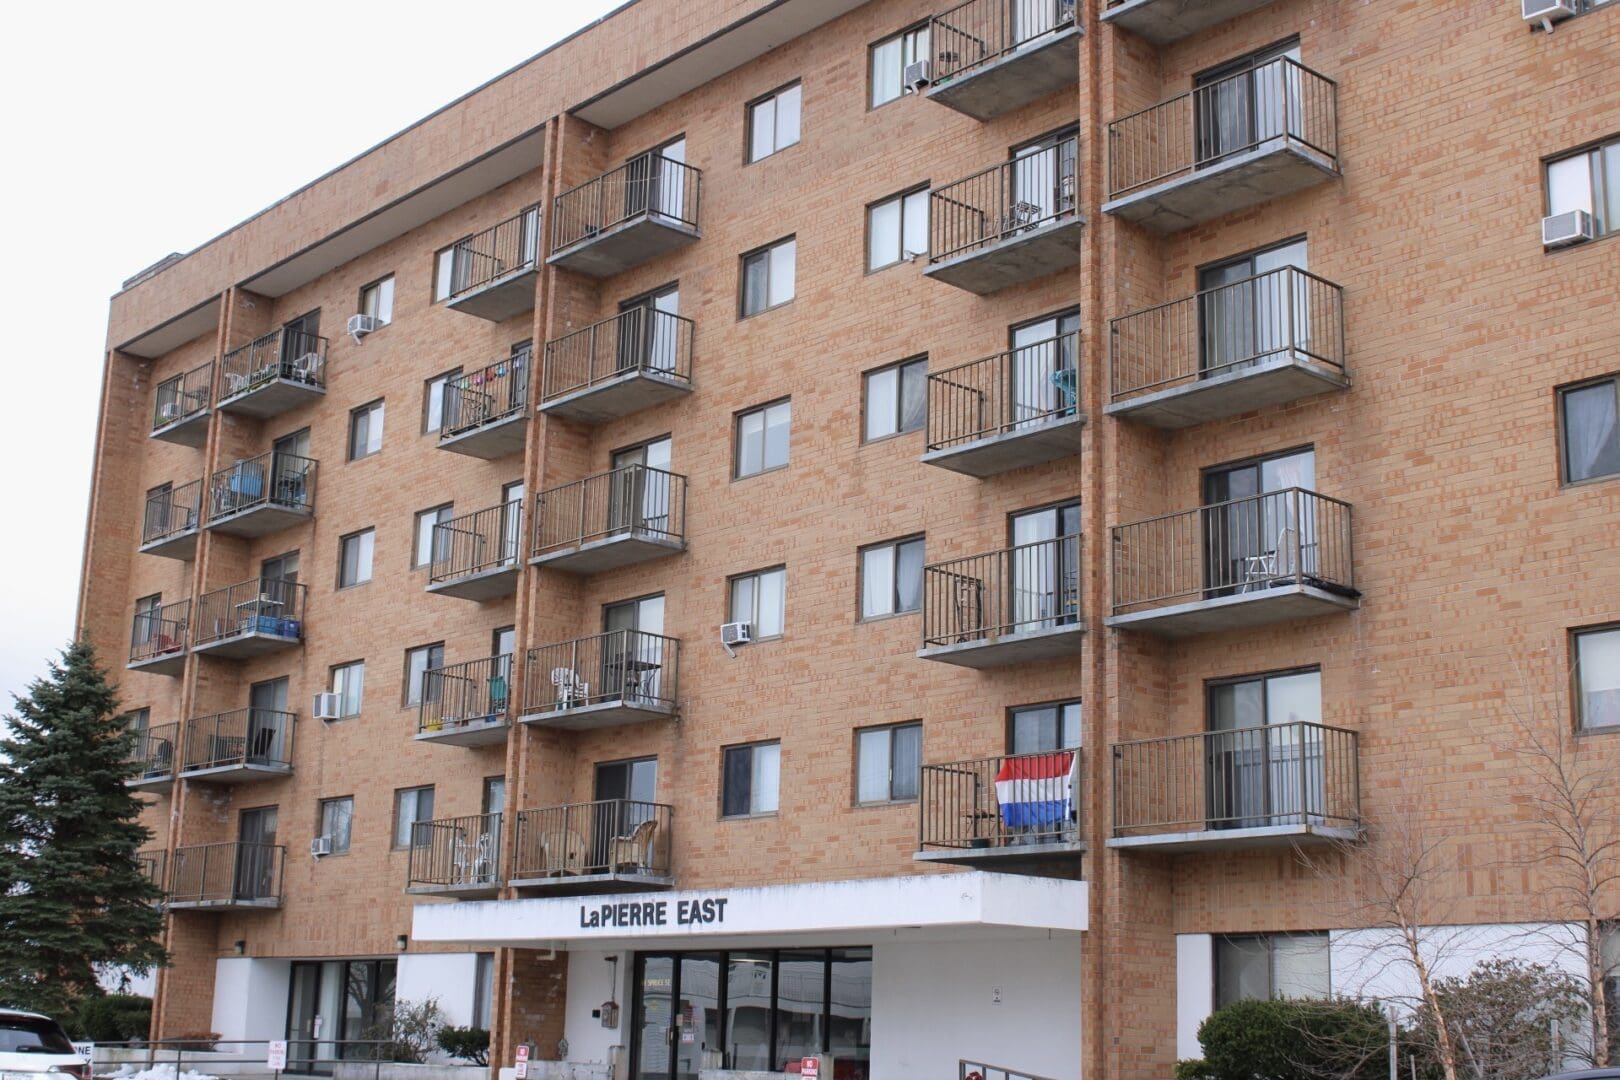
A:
0 1017 75 1054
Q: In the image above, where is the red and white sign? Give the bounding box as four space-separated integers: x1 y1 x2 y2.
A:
266 1041 287 1071
800 1058 820 1078
514 1063 528 1079
515 1046 530 1062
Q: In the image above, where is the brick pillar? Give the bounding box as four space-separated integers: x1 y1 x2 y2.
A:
155 915 221 1038
495 948 568 1067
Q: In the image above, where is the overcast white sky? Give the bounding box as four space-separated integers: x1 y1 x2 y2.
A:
0 0 624 707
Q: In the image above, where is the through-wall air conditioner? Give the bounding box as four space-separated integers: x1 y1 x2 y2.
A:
312 692 343 721
721 622 753 647
309 836 333 858
1542 209 1596 249
346 314 379 343
904 60 931 91
1522 0 1577 27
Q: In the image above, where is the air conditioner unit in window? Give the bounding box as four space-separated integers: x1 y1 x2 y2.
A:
721 622 753 647
904 60 931 91
1542 209 1596 249
346 314 379 343
312 692 343 721
1522 0 1577 25
309 836 333 858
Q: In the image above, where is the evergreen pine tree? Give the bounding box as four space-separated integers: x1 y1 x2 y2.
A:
0 638 166 1018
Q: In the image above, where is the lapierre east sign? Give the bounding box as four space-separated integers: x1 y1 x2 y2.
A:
580 896 728 929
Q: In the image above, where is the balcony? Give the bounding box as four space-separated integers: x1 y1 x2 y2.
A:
1107 488 1359 636
1107 267 1347 428
1110 722 1361 851
919 534 1083 667
549 156 702 277
216 328 327 418
191 577 305 658
416 655 514 747
530 465 686 573
922 332 1083 477
438 350 531 459
205 451 316 537
178 708 294 784
137 850 166 900
407 813 503 899
167 842 284 910
916 750 1084 874
926 136 1081 294
150 362 212 447
1100 0 1285 45
127 722 180 792
1104 59 1339 232
128 600 189 675
511 799 672 895
140 480 203 560
442 206 542 321
520 630 678 731
924 0 1082 121
427 502 523 600
540 308 694 423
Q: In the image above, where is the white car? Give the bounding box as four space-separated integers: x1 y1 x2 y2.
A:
0 1009 86 1079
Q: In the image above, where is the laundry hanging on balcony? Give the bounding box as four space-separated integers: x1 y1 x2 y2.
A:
994 751 1077 830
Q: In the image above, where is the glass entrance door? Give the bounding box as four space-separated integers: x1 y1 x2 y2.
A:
1008 503 1081 633
288 960 345 1072
634 954 721 1080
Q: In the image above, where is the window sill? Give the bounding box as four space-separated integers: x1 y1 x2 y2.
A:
720 811 780 822
1560 470 1620 490
746 140 802 168
1546 229 1619 254
732 463 790 483
861 427 924 447
738 298 795 323
335 581 372 593
857 610 919 625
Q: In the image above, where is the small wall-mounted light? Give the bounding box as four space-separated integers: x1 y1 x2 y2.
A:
233 940 246 956
396 934 409 952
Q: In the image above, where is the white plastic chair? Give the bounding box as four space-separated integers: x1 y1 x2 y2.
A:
550 667 589 708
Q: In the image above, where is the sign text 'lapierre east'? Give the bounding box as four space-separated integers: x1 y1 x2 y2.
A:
579 897 729 929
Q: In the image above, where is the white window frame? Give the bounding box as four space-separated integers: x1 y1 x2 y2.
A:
414 504 455 569
332 661 366 718
855 721 922 804
424 369 461 434
360 275 395 325
748 82 803 163
740 237 796 317
1547 138 1619 237
338 529 375 588
730 567 787 639
866 188 930 271
393 786 436 849
319 796 355 855
864 356 928 441
1576 625 1620 731
735 398 792 478
859 536 925 619
870 24 930 109
404 643 445 708
722 740 782 818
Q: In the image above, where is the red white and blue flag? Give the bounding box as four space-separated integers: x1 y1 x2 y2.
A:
995 751 1077 830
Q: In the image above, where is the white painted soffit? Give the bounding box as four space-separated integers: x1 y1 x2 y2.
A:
413 872 1087 951
118 296 221 359
571 0 870 130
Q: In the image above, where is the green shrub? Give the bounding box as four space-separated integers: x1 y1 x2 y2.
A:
68 993 153 1041
1174 1059 1215 1080
1197 997 1388 1080
437 1026 490 1066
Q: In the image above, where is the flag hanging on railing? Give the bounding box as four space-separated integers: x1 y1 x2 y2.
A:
995 751 1077 830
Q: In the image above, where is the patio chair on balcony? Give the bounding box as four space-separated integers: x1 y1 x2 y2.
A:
610 818 658 873
288 352 321 384
451 830 498 885
550 668 590 708
539 828 587 877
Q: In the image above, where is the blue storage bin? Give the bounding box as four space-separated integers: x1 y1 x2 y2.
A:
281 618 302 639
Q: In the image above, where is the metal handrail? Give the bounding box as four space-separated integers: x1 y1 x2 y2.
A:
168 841 285 904
129 722 180 779
418 654 514 733
512 798 673 880
152 362 212 431
929 0 1077 83
542 307 695 402
1112 721 1361 836
445 205 541 300
208 451 317 521
218 327 328 402
532 464 687 558
523 630 679 715
136 849 166 891
142 480 203 546
1109 266 1345 401
927 331 1081 451
1109 487 1354 614
408 812 503 889
442 348 531 439
430 500 524 583
551 155 702 253
130 599 189 665
181 708 295 772
193 576 306 647
929 135 1078 264
90 1039 404 1074
920 749 1082 851
1107 57 1339 198
921 534 1082 648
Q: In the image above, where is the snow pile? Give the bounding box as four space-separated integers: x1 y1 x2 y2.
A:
106 1064 221 1080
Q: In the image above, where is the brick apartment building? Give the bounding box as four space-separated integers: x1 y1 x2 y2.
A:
78 0 1620 1076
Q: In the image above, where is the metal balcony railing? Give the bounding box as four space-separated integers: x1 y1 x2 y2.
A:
219 328 328 402
169 841 284 905
1107 58 1338 199
929 0 1077 83
137 849 166 892
524 630 679 715
930 136 1078 264
408 813 503 890
922 534 1082 649
442 349 531 440
920 750 1082 851
130 600 189 666
431 501 524 585
927 332 1081 452
512 799 672 880
542 308 695 403
1112 722 1360 836
181 708 294 773
532 465 687 559
129 721 180 779
1110 267 1345 403
209 451 317 521
419 654 514 734
444 206 541 301
1110 488 1354 615
193 576 306 647
142 480 203 547
153 362 212 431
551 156 702 253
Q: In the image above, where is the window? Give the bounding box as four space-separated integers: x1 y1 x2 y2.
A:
736 399 791 477
864 356 927 441
126 708 151 745
740 237 796 317
338 529 375 588
1009 701 1082 754
349 400 384 461
1547 138 1620 238
423 369 460 433
722 741 781 817
748 83 802 163
860 536 924 619
730 567 786 638
404 643 445 707
360 276 395 325
318 797 354 855
1576 625 1620 730
434 245 457 302
331 661 366 718
132 594 161 645
1560 376 1620 484
870 24 929 108
856 722 921 803
393 786 435 849
473 953 496 1030
413 504 454 569
866 188 929 271
1214 933 1330 1009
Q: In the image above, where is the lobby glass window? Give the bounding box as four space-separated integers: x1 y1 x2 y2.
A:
859 536 924 618
414 504 453 568
748 83 802 163
736 399 791 477
1214 932 1330 1009
722 741 781 817
864 356 927 441
1560 376 1620 484
740 238 796 317
1010 701 1082 754
332 661 365 718
1576 625 1620 730
348 400 384 461
288 958 396 1067
319 796 354 855
473 953 495 1029
403 643 444 707
867 188 929 271
338 529 375 588
423 369 460 433
870 24 928 107
360 275 395 325
1547 138 1620 237
393 786 434 849
730 567 786 638
856 721 921 803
